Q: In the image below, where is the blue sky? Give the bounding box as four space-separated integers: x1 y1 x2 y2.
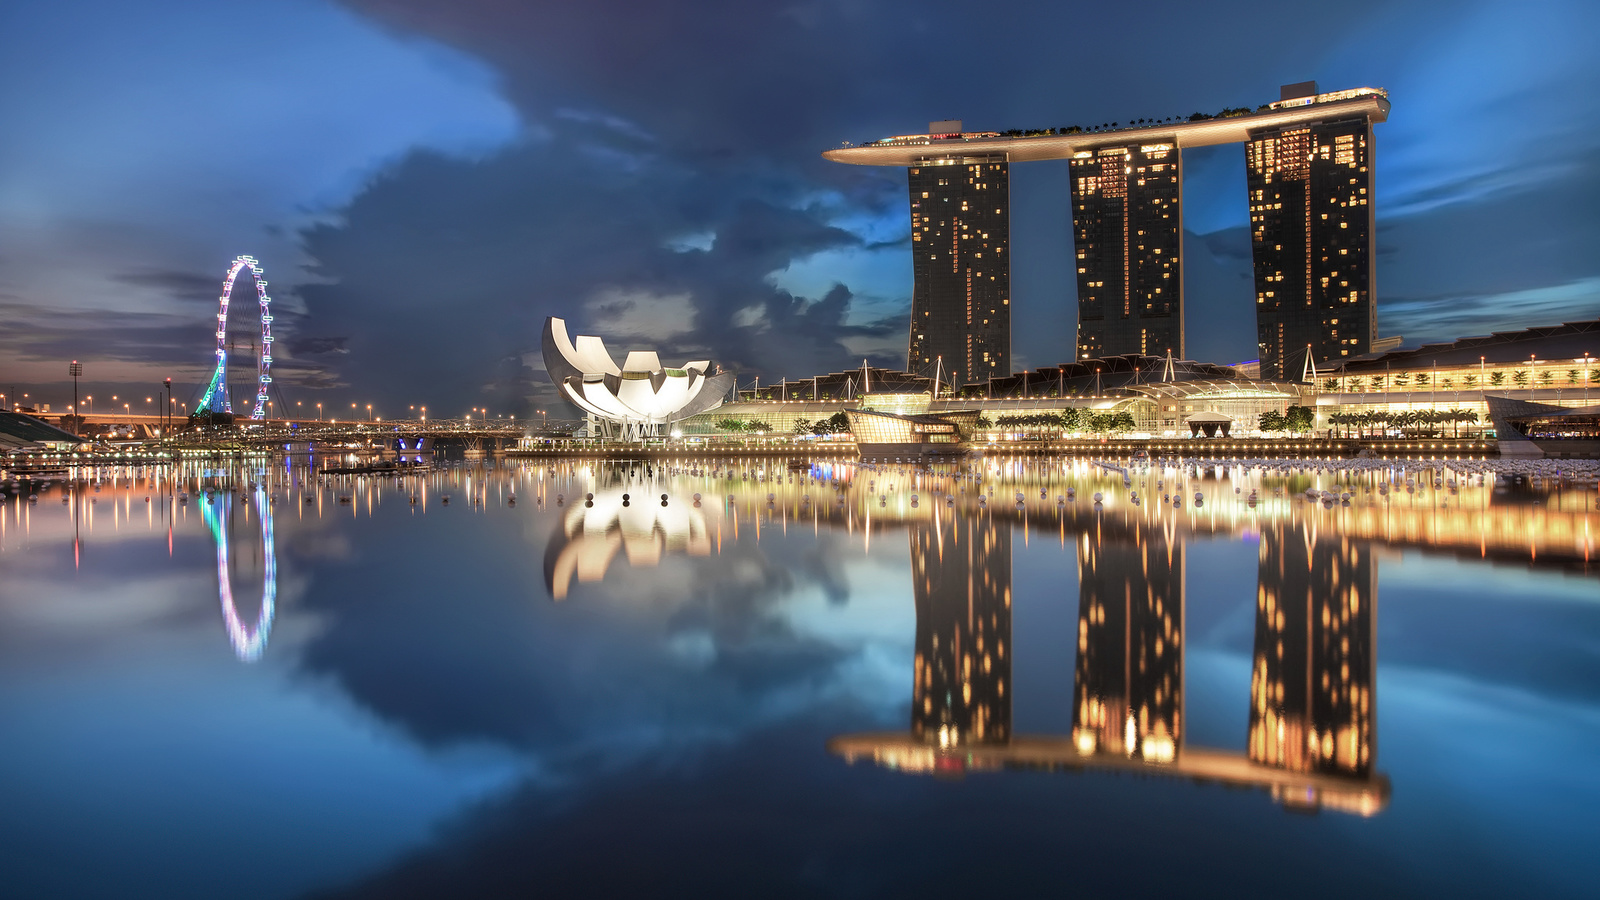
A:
0 0 1595 415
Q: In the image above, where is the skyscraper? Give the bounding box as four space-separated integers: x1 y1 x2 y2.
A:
910 516 1011 747
1071 143 1183 359
824 86 1387 379
1247 87 1377 381
908 154 1010 389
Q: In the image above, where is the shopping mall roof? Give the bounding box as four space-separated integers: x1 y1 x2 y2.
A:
0 410 84 450
1329 319 1599 373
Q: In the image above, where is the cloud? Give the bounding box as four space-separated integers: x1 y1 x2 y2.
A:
0 0 520 388
6 0 1600 407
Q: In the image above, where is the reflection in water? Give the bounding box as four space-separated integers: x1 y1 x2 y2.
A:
1251 524 1374 780
911 516 1010 748
542 489 712 600
201 487 276 662
1074 518 1183 762
833 512 1388 816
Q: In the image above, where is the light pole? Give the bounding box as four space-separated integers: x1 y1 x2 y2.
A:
367 404 373 422
317 402 323 422
68 361 82 435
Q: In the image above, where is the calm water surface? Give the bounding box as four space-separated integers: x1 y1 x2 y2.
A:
2 456 1597 899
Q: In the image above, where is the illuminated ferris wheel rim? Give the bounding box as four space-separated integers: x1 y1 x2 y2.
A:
198 254 274 419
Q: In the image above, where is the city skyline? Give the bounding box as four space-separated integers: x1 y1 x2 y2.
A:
1 0 1596 415
827 84 1389 380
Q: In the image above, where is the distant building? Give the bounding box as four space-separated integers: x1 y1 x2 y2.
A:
1071 143 1183 359
1248 83 1378 380
908 152 1011 389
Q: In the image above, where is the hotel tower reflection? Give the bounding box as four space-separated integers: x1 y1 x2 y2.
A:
910 517 1011 748
833 513 1388 816
1250 525 1374 779
1073 519 1183 763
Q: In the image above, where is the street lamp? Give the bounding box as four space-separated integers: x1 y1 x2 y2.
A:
68 361 82 435
317 402 323 421
367 404 373 422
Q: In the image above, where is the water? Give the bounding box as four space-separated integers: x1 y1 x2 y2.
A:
2 456 1596 899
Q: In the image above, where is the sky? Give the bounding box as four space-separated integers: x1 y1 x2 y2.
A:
1 0 1597 418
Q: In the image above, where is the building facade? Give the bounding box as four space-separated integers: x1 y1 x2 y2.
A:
1071 143 1183 360
908 155 1010 389
1247 108 1377 381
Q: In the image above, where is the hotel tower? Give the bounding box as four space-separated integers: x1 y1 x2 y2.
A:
824 83 1389 381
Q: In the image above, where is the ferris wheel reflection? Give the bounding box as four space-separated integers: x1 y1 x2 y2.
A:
201 486 276 661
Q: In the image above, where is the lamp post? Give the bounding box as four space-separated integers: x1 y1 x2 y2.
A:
164 378 172 441
68 361 82 435
1530 354 1537 402
317 402 323 421
367 404 373 422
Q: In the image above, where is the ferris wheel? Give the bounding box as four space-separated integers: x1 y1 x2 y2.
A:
197 255 274 419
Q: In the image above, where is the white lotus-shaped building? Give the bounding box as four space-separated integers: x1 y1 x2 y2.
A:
542 316 734 440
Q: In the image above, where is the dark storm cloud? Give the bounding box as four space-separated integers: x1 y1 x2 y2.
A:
111 269 222 304
291 115 907 412
0 299 210 366
11 0 1596 406
287 336 350 356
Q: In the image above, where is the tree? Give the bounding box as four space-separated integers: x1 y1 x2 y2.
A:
792 419 813 435
1567 369 1581 386
1512 370 1528 387
1414 372 1431 389
1392 373 1409 388
1490 371 1506 386
1284 405 1315 432
1323 377 1340 392
1258 410 1286 432
1539 370 1555 386
1462 374 1478 390
714 417 748 433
